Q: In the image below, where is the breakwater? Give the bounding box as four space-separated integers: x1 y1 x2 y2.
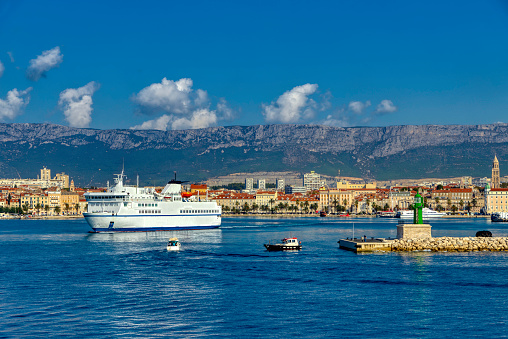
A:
392 237 508 252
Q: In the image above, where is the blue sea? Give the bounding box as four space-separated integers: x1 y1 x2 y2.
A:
1 217 508 338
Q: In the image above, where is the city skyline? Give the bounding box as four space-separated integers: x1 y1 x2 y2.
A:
1 1 508 131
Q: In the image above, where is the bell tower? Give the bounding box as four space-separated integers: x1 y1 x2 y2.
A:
492 155 500 189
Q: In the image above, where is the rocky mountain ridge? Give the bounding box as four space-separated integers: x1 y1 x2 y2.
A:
0 123 506 185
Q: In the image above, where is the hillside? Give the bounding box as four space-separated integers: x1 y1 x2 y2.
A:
0 123 506 186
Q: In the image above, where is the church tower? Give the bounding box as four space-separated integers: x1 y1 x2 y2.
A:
492 155 500 189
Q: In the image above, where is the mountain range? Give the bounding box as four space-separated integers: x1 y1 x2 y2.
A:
0 122 506 186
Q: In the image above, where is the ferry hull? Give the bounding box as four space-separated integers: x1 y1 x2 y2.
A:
84 213 221 232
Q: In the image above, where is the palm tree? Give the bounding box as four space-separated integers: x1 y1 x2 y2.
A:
310 203 318 213
243 202 250 213
35 203 41 216
269 198 275 214
451 205 458 214
252 203 259 214
22 203 29 215
332 199 338 214
447 198 451 211
44 204 50 215
64 203 70 215
54 206 61 215
459 199 464 212
74 203 80 215
303 201 310 214
435 197 440 208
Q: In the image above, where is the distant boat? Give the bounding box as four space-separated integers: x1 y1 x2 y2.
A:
319 211 327 217
264 237 302 251
376 211 397 218
491 212 508 222
396 208 446 219
167 238 181 251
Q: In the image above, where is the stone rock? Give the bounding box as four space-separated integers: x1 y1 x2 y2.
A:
476 231 492 237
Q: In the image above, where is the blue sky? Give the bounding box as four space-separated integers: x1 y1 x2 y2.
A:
1 0 508 130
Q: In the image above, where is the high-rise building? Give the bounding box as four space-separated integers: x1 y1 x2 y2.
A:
276 178 285 191
258 179 266 190
304 171 322 191
245 178 254 190
492 155 500 189
41 167 51 181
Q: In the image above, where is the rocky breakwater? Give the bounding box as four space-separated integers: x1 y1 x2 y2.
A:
392 237 508 252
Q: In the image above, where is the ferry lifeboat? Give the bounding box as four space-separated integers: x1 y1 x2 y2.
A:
264 237 302 251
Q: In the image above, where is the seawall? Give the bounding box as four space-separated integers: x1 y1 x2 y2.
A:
392 237 508 252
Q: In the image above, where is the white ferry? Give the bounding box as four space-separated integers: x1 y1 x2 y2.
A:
396 208 446 219
83 171 221 232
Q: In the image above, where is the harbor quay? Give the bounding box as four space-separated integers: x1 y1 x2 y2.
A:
339 236 508 253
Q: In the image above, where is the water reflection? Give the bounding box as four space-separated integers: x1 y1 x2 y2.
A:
86 229 223 244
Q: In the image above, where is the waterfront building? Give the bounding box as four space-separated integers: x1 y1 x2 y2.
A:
430 188 473 211
212 192 255 211
485 187 508 213
60 191 80 214
492 155 500 189
255 191 277 208
319 189 354 212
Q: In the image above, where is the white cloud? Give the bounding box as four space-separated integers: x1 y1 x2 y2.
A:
172 109 218 130
0 60 4 77
131 77 233 131
375 99 397 114
7 52 14 63
131 114 172 131
26 46 63 81
132 77 200 115
262 83 319 123
217 98 234 120
131 109 219 131
58 81 100 128
0 87 32 121
348 100 371 114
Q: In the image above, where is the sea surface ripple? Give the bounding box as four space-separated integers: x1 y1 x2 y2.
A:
1 217 507 338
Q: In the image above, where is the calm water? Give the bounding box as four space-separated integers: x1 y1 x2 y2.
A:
1 217 508 338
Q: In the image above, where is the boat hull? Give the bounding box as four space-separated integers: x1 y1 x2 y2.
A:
84 213 221 232
264 244 302 251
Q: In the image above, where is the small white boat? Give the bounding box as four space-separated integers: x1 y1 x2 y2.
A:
167 238 181 251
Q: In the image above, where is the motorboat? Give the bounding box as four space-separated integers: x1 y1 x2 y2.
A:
264 237 302 251
167 238 181 251
491 212 508 222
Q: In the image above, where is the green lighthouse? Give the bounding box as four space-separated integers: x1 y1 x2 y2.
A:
413 193 424 224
